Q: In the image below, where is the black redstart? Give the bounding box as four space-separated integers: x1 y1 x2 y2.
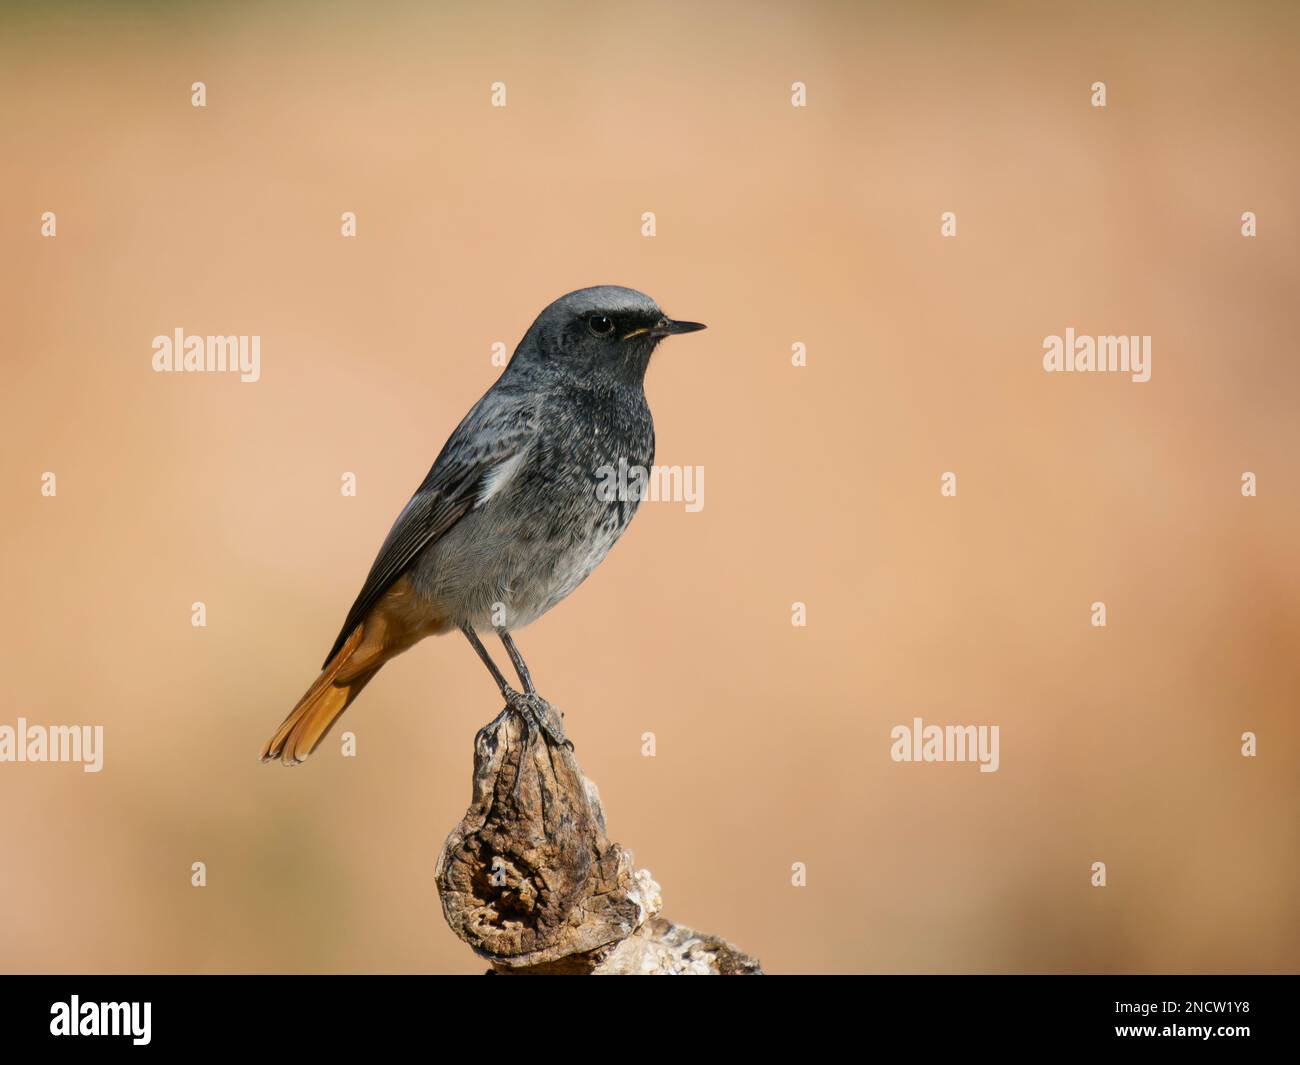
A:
261 285 705 765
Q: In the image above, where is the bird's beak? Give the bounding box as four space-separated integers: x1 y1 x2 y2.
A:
649 318 707 338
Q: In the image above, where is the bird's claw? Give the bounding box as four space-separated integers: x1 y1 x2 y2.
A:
503 688 573 752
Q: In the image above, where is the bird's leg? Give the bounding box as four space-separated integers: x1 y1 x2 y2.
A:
461 624 536 796
498 630 536 694
498 630 573 750
460 623 571 752
460 622 513 697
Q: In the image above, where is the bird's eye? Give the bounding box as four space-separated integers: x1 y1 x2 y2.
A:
587 315 614 337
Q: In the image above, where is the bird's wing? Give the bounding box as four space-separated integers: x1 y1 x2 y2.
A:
321 386 538 666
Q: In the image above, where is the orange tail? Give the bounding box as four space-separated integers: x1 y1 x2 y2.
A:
261 577 445 766
260 625 378 765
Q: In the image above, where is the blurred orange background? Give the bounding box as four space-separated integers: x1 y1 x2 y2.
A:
1 0 1297 973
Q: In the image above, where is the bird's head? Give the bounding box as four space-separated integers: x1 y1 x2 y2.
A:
516 285 705 385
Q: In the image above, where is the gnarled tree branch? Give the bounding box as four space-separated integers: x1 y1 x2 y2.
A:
434 697 762 975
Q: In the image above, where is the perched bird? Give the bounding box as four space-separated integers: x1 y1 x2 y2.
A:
261 285 705 765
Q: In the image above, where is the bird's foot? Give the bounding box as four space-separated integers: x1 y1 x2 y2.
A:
503 688 574 752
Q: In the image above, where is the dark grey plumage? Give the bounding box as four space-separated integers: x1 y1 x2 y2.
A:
324 285 704 665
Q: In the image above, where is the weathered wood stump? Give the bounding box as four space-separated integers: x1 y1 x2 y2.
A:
434 696 762 974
